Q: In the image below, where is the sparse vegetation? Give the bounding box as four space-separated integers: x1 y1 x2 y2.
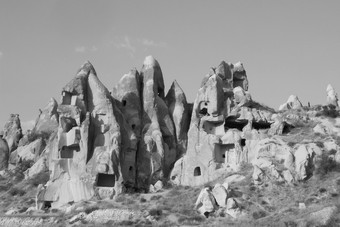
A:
27 171 49 187
315 105 339 118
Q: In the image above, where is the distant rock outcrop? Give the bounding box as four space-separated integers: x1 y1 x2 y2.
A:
326 84 339 108
279 95 303 111
2 114 22 153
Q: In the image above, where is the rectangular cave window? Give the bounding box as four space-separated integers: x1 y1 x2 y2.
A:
62 91 72 105
241 139 246 147
96 173 115 187
194 167 201 176
214 144 234 163
60 147 74 159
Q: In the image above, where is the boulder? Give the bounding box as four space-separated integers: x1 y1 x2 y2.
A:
154 180 163 192
212 183 228 207
225 198 242 218
279 95 303 111
195 188 218 217
294 144 315 180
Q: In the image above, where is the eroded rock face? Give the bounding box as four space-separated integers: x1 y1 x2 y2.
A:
251 139 321 185
33 98 59 134
170 61 275 186
165 80 190 157
3 114 22 153
0 136 9 170
137 56 177 189
326 84 339 108
44 61 137 208
41 56 188 207
195 188 218 216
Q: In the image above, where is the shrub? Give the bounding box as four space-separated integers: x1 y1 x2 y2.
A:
27 171 50 187
8 187 26 196
252 210 266 219
178 215 205 225
84 206 99 214
315 153 340 175
315 105 339 118
150 195 162 201
149 208 162 216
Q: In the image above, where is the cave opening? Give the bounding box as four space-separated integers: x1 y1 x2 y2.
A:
194 167 201 176
96 173 115 187
224 116 248 131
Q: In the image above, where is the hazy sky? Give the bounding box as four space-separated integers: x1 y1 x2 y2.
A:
0 0 340 129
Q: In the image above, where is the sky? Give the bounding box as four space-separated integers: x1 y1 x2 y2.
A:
0 0 340 130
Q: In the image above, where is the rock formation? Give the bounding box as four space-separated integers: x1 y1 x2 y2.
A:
279 95 303 111
43 61 136 208
2 114 22 153
170 61 276 186
33 98 59 134
326 84 339 108
165 80 190 157
0 132 9 170
35 56 190 208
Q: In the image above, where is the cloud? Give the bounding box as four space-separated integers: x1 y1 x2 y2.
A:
138 38 167 48
75 45 98 53
75 46 86 53
113 36 136 57
0 51 3 57
111 36 167 58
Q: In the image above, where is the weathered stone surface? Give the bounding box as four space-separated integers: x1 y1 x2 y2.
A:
225 198 243 218
170 61 275 187
137 56 177 189
95 187 115 200
195 188 218 216
44 61 137 208
111 68 142 138
233 86 251 106
294 144 315 180
165 80 190 157
33 98 59 134
16 138 44 163
212 183 228 207
24 156 48 179
3 114 22 153
279 95 303 111
0 136 9 170
326 84 339 107
153 180 163 192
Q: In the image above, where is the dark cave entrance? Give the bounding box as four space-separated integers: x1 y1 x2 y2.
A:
96 173 115 187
